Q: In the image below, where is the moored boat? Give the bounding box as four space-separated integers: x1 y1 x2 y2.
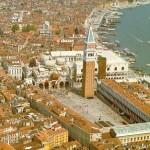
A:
146 64 150 67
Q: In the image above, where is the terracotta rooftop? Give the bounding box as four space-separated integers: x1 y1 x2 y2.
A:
35 128 67 142
91 138 121 150
0 143 15 150
91 138 150 150
102 80 150 117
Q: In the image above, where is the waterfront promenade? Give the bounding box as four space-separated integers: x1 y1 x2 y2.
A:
86 1 150 79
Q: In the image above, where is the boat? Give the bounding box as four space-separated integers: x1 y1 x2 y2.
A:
128 51 136 57
123 48 136 57
107 28 116 31
98 31 109 35
112 11 123 16
115 40 120 47
136 2 141 6
146 64 150 67
101 24 108 27
110 8 119 11
110 16 120 19
128 58 136 64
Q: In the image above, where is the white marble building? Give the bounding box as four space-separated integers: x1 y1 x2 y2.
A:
7 60 23 80
40 21 51 37
97 50 128 80
41 49 129 83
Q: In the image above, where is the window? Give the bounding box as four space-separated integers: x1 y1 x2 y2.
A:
121 67 125 70
107 68 110 71
88 53 94 57
114 67 117 71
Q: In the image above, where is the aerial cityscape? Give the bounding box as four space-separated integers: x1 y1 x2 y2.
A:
0 0 150 150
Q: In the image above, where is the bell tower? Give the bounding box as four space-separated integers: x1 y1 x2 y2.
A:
82 27 96 98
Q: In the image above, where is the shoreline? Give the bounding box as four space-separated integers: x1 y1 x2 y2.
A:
90 0 150 76
118 0 150 9
86 1 150 79
112 2 150 75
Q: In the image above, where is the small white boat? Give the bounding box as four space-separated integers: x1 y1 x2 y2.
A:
146 64 150 67
128 58 136 64
107 28 116 31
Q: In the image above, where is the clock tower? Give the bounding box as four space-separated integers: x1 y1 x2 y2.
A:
82 27 96 98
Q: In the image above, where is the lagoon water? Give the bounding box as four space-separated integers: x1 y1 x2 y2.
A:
110 4 150 74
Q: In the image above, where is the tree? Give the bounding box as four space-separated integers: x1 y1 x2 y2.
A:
55 30 60 35
75 27 79 35
22 24 35 32
29 58 36 67
11 24 19 33
44 81 49 89
39 83 44 89
128 0 134 3
34 9 42 14
0 27 4 36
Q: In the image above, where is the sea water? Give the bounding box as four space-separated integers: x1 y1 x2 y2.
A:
110 4 150 74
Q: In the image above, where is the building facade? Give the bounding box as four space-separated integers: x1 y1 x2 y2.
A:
111 122 150 144
97 80 150 123
40 21 51 37
7 60 23 80
41 49 128 83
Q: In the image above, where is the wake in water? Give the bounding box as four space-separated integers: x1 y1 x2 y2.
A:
146 41 150 44
131 34 150 45
130 34 144 43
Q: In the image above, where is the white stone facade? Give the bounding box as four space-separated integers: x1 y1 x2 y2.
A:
41 49 129 83
7 60 23 80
